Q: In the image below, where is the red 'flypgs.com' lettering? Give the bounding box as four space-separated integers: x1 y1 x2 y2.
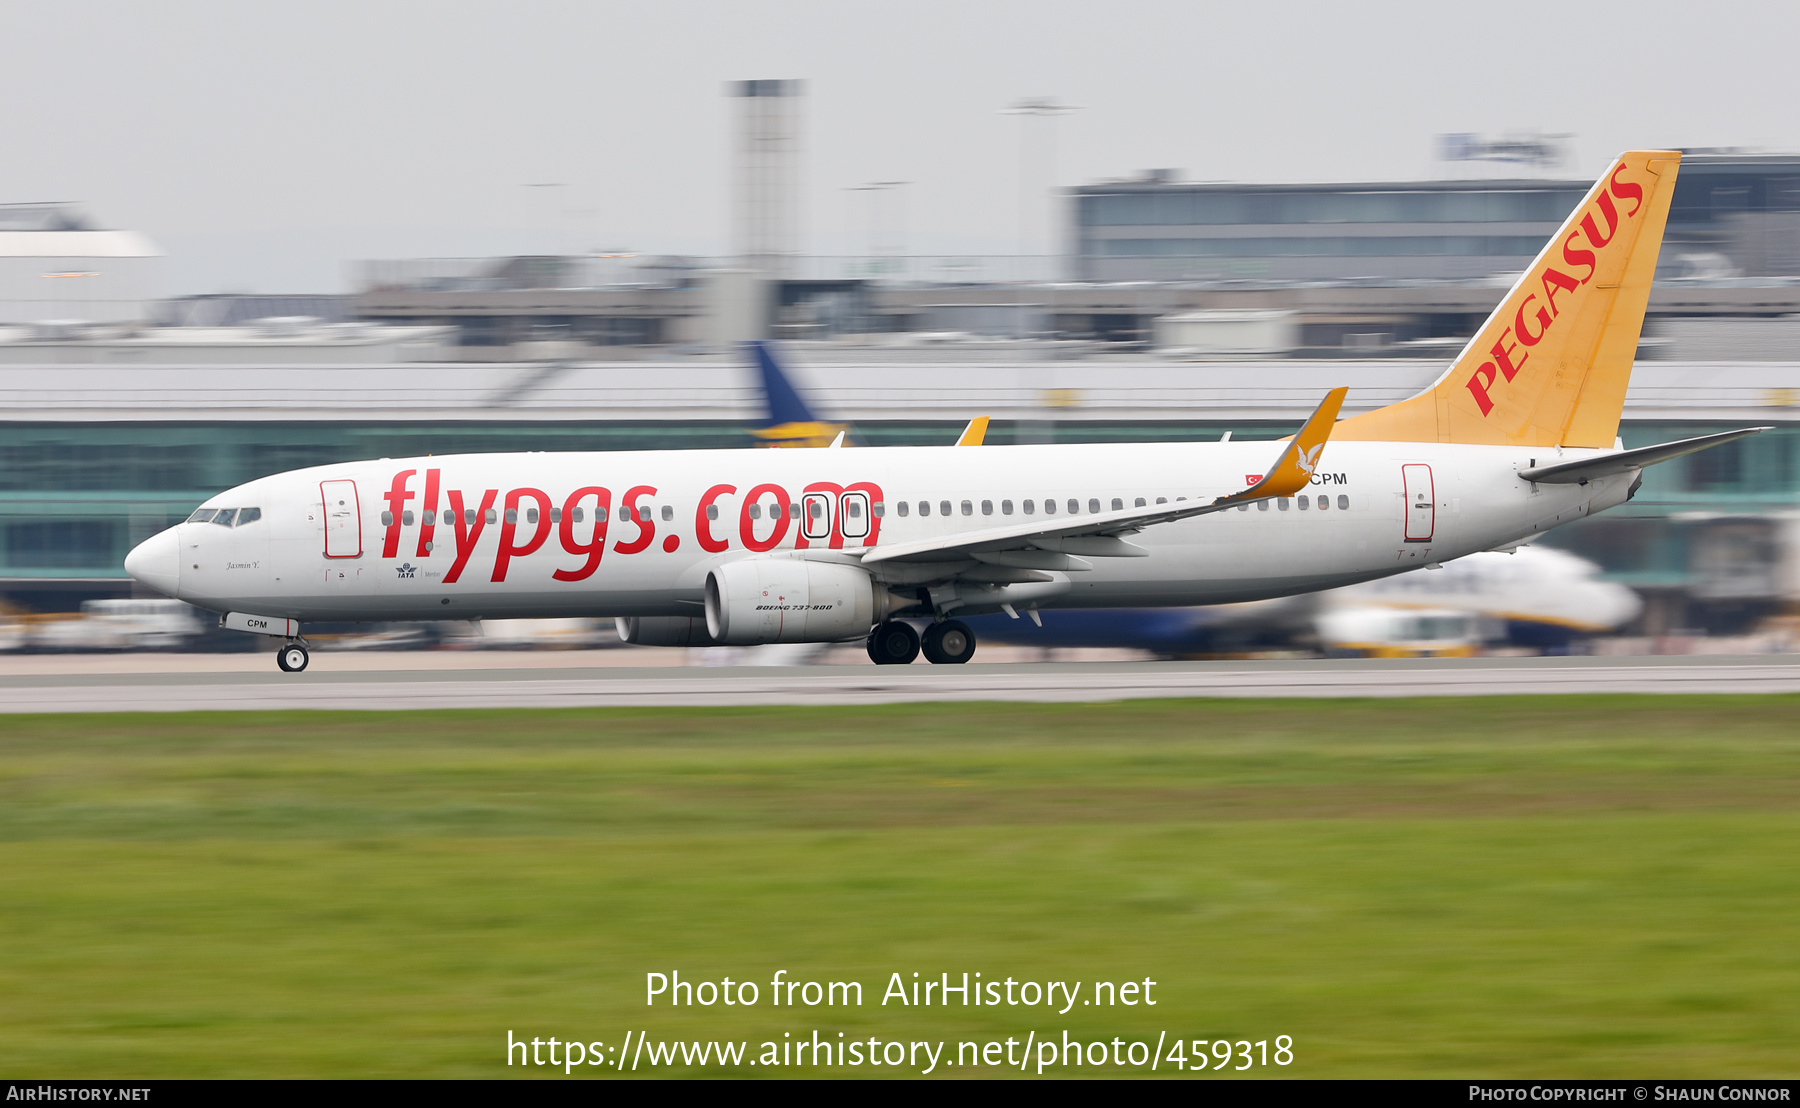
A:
1464 165 1644 416
379 470 885 583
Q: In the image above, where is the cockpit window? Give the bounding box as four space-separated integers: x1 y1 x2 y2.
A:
188 507 262 527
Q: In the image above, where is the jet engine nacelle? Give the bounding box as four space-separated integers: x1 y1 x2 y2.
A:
615 616 717 647
705 557 894 645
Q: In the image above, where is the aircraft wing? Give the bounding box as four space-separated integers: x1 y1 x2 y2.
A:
860 388 1347 567
1518 427 1771 484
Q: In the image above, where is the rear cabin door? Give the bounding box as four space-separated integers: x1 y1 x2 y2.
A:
321 480 363 558
1401 464 1434 543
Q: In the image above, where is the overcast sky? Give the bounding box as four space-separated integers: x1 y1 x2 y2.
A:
4 0 1795 294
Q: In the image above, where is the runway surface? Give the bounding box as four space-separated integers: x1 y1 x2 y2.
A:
3 651 1800 711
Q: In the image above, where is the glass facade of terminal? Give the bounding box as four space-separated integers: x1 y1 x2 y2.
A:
1073 155 1800 283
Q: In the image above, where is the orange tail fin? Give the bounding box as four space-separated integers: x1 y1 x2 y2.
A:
1333 150 1681 448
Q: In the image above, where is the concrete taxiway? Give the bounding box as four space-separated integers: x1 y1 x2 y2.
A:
1 651 1799 712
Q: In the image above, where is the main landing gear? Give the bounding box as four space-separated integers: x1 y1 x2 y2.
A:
276 640 310 673
921 619 976 665
866 620 920 665
868 619 977 665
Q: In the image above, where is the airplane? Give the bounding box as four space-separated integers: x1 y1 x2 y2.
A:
746 339 988 450
125 150 1768 673
961 544 1641 658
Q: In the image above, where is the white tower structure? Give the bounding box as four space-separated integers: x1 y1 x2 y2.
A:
730 79 804 277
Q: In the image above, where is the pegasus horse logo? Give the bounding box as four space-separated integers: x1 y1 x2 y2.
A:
1297 443 1325 476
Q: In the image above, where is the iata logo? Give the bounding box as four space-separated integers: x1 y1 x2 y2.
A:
1464 163 1645 416
396 562 417 579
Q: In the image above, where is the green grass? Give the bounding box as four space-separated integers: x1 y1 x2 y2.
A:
1 696 1798 1077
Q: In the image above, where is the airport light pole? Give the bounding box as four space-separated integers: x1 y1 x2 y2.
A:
845 181 909 279
1002 98 1077 284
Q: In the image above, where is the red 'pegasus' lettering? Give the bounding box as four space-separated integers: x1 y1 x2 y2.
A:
1609 165 1643 217
1514 293 1551 347
492 487 552 582
553 486 611 582
696 484 736 553
415 468 440 558
1465 362 1501 415
1491 327 1528 382
1562 232 1597 285
444 487 498 584
1540 267 1581 318
612 485 657 555
382 470 416 558
739 483 791 552
1580 190 1621 249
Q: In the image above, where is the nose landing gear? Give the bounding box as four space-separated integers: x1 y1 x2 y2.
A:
276 640 310 673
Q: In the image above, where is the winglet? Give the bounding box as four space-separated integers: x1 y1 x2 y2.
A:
955 417 990 446
1216 387 1347 505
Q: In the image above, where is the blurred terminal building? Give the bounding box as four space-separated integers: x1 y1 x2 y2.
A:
4 141 1800 635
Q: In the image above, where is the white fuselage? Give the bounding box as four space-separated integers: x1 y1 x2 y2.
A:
129 440 1634 625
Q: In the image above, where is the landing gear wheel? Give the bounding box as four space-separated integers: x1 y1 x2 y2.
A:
921 619 976 665
276 643 310 673
866 620 921 665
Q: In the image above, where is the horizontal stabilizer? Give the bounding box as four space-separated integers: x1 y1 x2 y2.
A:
1519 427 1771 484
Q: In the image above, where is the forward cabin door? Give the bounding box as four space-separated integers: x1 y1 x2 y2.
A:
321 480 363 558
1401 464 1435 543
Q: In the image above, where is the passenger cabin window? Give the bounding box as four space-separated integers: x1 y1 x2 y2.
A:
705 504 719 520
549 507 561 523
897 501 909 517
1298 496 1309 510
981 500 993 516
939 500 952 517
1024 500 1036 515
1135 498 1145 507
505 508 518 524
1258 500 1270 511
845 499 863 519
527 508 539 524
872 502 885 518
1001 500 1014 515
960 500 972 516
1111 498 1123 511
1338 495 1349 510
381 511 394 527
1278 499 1291 511
1067 499 1079 514
1043 499 1056 515
1156 497 1168 505
485 508 499 524
918 501 930 516
401 510 413 526
661 505 673 522
1090 499 1102 514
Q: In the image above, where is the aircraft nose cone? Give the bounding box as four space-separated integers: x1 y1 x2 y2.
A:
124 527 181 597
